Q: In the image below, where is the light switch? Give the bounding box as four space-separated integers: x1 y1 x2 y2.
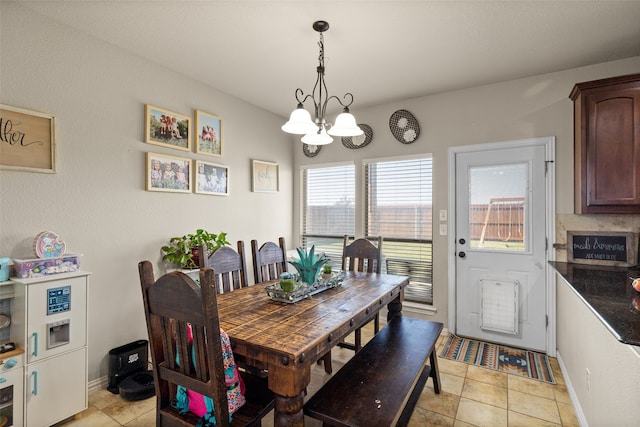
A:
439 224 447 235
439 210 447 221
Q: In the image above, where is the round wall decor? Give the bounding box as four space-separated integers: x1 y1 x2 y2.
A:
389 109 420 144
342 124 373 149
303 144 322 157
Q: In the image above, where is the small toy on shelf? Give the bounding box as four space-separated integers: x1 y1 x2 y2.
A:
33 231 66 259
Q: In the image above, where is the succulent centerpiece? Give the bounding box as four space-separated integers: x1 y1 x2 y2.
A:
288 245 329 285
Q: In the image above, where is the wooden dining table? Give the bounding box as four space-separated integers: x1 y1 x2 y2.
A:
216 271 408 426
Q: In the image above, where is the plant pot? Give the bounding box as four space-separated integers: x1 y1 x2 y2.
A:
190 247 200 268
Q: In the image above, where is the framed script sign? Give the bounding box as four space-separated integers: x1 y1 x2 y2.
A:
567 230 638 267
0 104 56 173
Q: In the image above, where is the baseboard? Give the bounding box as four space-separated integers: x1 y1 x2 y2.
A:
403 301 438 317
556 351 588 427
89 375 109 393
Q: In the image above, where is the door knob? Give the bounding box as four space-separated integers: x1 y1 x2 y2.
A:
458 251 466 258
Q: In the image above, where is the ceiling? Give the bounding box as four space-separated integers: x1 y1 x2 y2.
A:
15 1 640 119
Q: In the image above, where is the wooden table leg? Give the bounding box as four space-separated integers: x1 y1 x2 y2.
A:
387 296 403 321
430 350 441 394
274 392 305 427
269 362 311 426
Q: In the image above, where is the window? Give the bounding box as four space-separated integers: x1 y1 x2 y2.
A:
300 156 433 305
365 156 433 304
301 163 355 266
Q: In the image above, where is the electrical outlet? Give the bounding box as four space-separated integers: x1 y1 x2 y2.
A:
586 368 591 392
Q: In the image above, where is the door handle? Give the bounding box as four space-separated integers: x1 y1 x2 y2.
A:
458 251 466 258
32 370 38 395
32 332 38 357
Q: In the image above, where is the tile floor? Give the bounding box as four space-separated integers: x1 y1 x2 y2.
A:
56 327 579 427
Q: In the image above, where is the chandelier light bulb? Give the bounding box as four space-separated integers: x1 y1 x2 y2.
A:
301 127 333 145
327 111 363 137
282 104 317 135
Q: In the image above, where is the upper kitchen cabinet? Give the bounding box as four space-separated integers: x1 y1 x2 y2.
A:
570 73 640 214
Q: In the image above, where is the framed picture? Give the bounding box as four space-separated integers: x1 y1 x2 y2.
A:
194 160 229 196
145 104 191 151
195 110 222 157
146 152 192 193
252 160 279 193
0 104 56 173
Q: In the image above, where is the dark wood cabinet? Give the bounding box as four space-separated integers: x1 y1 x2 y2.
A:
570 73 640 214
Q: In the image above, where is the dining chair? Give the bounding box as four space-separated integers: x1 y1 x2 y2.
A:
199 242 249 293
250 237 288 284
138 261 275 426
200 242 270 376
339 235 383 352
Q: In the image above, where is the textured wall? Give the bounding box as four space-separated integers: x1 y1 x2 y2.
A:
1 3 293 382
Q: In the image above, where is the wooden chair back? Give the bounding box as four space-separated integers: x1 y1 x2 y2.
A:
199 242 248 293
250 237 288 284
341 235 383 274
138 261 232 426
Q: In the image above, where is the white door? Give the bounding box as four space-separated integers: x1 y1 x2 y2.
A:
454 143 548 351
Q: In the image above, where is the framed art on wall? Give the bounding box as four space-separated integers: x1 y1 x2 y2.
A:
195 110 222 157
144 104 191 151
0 104 56 173
195 160 229 196
146 152 192 193
252 160 279 192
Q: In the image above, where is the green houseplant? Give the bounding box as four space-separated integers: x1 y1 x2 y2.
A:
288 245 329 285
161 229 230 269
321 263 333 280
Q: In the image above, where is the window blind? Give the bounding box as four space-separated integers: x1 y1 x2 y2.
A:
364 156 433 304
301 164 355 268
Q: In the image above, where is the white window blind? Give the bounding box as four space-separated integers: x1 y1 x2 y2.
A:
302 164 355 267
365 156 433 304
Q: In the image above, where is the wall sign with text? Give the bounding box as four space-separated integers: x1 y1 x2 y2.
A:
567 231 638 267
0 104 56 173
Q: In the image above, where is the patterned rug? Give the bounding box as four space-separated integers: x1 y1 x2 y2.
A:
440 334 555 384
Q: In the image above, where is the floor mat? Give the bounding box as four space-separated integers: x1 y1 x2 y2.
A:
440 334 555 384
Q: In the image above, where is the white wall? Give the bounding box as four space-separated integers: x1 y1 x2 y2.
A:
293 56 640 327
1 4 293 382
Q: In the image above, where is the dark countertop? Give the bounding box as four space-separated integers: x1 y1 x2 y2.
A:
550 261 640 346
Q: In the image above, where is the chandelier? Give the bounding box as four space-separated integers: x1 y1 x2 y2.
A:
281 20 363 145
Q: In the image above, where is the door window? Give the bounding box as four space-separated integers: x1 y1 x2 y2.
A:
468 163 528 252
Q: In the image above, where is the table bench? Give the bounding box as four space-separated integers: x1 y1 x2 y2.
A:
304 316 443 427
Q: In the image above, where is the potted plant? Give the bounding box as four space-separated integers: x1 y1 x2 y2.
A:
288 245 328 285
321 263 333 280
161 229 230 269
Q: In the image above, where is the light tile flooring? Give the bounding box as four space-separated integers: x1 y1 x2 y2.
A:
57 327 579 427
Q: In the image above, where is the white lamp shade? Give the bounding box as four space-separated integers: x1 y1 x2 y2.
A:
301 127 333 145
282 108 317 135
327 112 363 137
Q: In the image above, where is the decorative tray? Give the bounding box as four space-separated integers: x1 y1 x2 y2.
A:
265 272 346 303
